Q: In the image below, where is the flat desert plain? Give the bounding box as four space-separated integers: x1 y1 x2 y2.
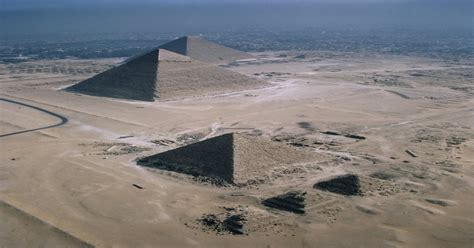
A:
0 52 473 247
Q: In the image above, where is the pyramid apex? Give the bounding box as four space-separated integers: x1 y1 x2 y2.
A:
175 36 206 43
158 35 254 64
156 49 191 62
174 36 197 41
179 35 199 39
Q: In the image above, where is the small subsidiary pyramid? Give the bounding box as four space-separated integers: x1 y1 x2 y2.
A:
66 49 266 101
159 36 255 64
137 133 314 184
262 191 306 214
314 175 361 196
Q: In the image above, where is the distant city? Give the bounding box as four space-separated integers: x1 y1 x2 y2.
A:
1 27 472 63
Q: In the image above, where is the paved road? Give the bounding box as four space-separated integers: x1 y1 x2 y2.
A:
0 98 68 138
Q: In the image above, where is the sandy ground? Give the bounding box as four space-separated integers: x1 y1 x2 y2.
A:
0 52 473 247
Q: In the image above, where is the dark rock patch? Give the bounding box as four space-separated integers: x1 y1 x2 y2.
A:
344 134 366 140
197 207 248 235
297 122 316 132
446 136 467 147
321 131 341 136
132 184 143 189
222 214 246 235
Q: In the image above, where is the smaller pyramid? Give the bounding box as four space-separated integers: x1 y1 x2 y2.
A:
313 175 361 196
138 133 314 184
159 36 255 64
262 191 306 214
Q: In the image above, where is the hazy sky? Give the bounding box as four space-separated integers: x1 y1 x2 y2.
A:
1 0 471 37
3 0 471 9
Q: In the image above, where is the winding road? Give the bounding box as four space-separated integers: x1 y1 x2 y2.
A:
0 98 68 138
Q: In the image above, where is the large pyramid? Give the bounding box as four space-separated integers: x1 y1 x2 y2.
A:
159 36 255 64
66 49 266 101
137 133 314 184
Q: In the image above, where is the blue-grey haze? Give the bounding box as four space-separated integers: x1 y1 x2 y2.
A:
0 1 472 61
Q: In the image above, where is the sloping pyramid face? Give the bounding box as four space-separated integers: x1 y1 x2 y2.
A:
67 49 266 101
67 50 160 101
137 133 314 184
159 36 255 64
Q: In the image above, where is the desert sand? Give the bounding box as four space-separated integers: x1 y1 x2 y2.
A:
1 50 473 247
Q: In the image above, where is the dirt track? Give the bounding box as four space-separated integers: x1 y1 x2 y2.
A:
0 98 68 138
